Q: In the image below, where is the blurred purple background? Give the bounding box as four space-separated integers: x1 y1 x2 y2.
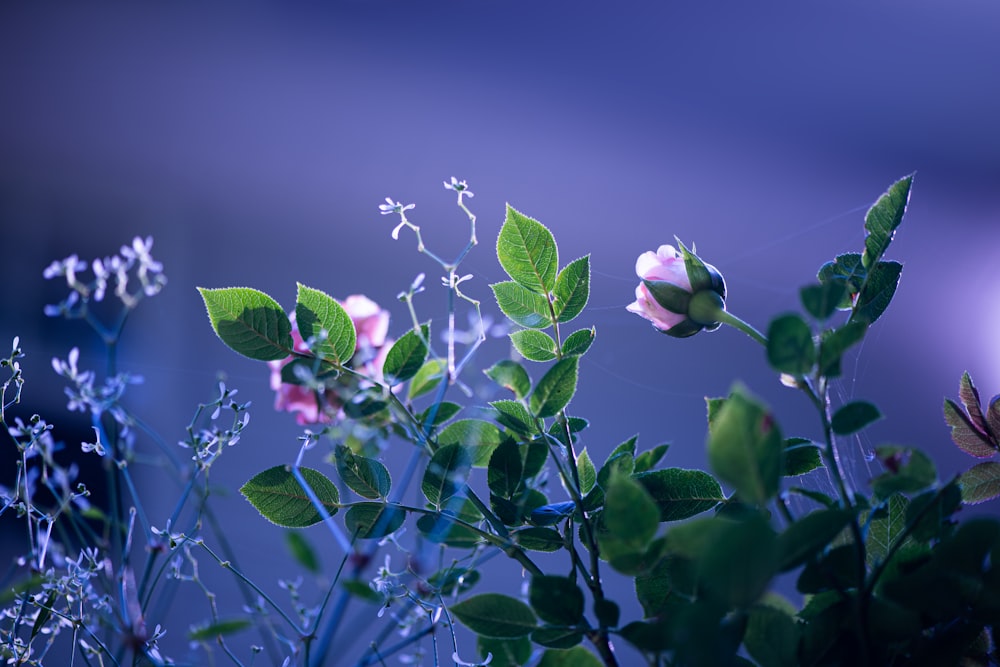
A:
2 1 999 664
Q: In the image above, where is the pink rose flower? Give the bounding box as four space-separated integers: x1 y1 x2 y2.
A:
268 295 392 424
626 245 692 332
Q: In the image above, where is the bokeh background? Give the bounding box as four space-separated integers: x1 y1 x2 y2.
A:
2 1 999 664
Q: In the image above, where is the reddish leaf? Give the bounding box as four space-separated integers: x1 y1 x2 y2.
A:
958 372 990 437
944 399 997 458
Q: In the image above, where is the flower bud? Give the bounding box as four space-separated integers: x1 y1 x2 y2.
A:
626 241 727 337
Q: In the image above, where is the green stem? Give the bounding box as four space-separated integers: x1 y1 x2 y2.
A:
715 309 768 347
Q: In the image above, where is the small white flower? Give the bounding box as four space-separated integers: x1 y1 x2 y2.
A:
443 176 474 197
80 427 106 456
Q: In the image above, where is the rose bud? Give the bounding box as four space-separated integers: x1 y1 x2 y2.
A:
626 241 726 338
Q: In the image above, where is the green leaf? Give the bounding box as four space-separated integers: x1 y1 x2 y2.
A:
872 446 937 497
530 357 579 418
497 204 559 294
777 508 854 571
492 280 553 329
906 482 962 543
514 526 565 552
408 358 446 400
850 260 902 325
188 618 252 641
536 646 602 666
417 401 462 428
634 444 670 474
642 279 691 314
707 386 784 505
862 174 912 270
295 283 356 365
436 419 506 467
552 256 590 323
285 531 320 573
198 287 294 361
334 445 391 499
382 324 429 385
817 253 865 308
766 314 815 375
509 329 558 362
478 636 532 667
530 575 585 626
577 449 597 496
344 503 406 539
561 327 595 357
416 513 482 548
522 441 549 479
490 400 537 437
958 461 1000 504
593 599 620 629
603 473 659 553
240 466 339 528
633 468 724 521
488 441 524 499
422 443 472 507
452 593 537 638
485 360 532 399
744 605 800 667
783 438 823 476
817 321 866 377
531 628 583 649
866 493 909 567
800 279 848 321
830 400 882 435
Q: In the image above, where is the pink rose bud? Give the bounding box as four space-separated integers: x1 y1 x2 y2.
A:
268 295 392 424
627 242 726 338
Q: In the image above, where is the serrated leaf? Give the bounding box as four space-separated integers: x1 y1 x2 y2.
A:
344 503 406 539
334 445 391 499
862 175 912 270
830 400 882 435
866 493 909 566
530 575 585 626
800 279 849 321
485 360 531 399
285 531 320 573
633 468 724 521
561 327 595 356
958 461 1000 504
240 466 339 528
198 287 293 361
437 419 506 467
491 281 553 329
707 386 784 505
577 449 597 495
817 253 865 307
188 618 251 641
783 438 823 476
530 357 578 418
944 398 997 458
490 399 536 436
382 324 429 385
767 314 815 376
849 260 902 326
408 358 446 400
417 401 462 428
422 443 472 507
497 205 559 294
488 441 524 498
509 329 558 362
552 255 590 323
958 371 990 433
295 283 356 365
452 593 537 639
